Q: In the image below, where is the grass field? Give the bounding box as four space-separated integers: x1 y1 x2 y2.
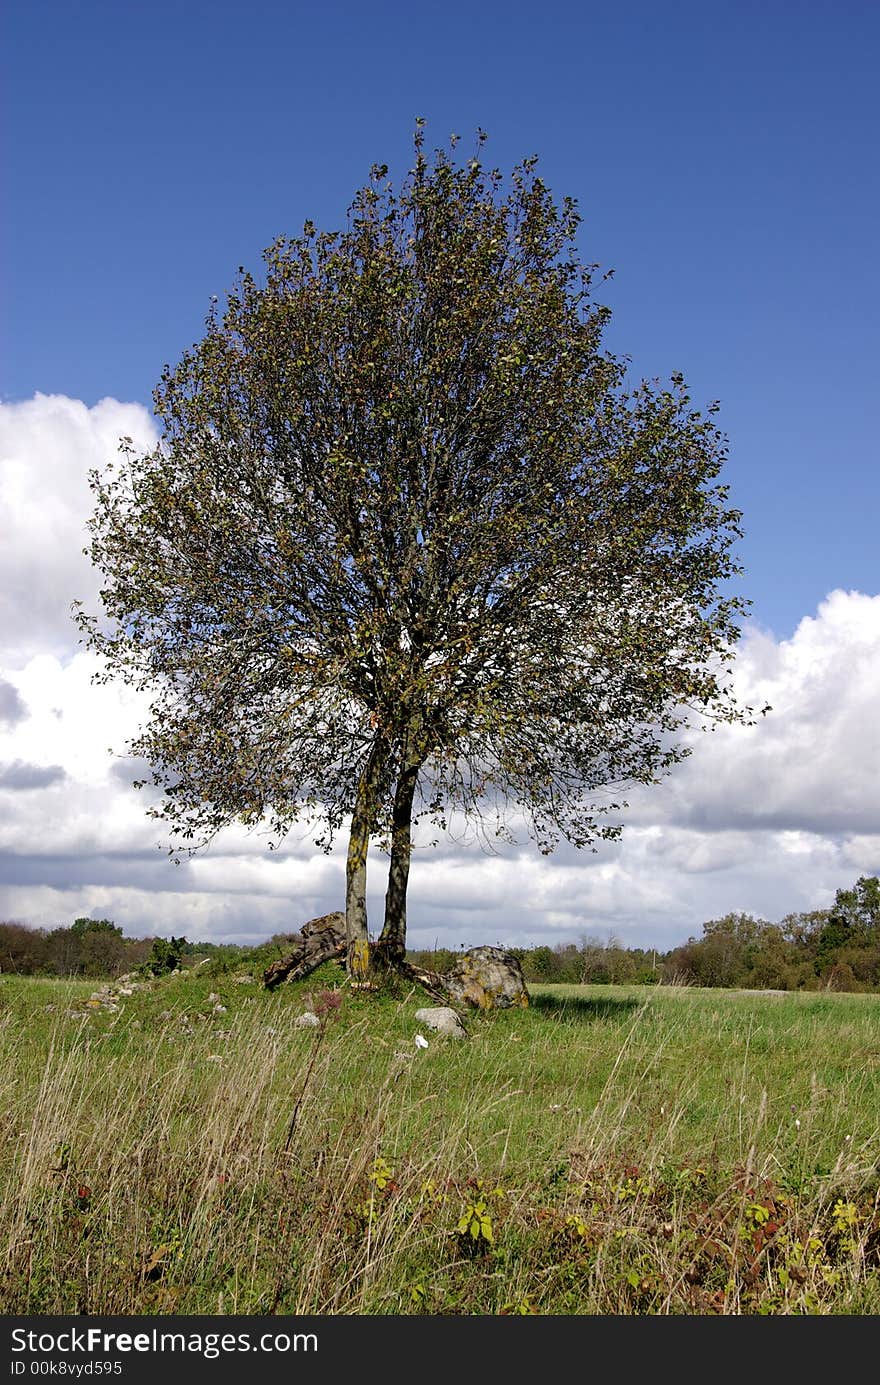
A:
1 968 878 1314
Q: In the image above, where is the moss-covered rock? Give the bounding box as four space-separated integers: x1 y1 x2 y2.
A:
442 946 529 1010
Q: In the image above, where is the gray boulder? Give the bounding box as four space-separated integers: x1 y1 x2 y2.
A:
414 1006 468 1039
442 946 529 1010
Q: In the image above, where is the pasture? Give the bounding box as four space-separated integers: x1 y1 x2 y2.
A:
1 970 878 1314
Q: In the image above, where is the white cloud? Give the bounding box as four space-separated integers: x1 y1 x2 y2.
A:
626 590 880 838
0 394 158 665
1 395 878 950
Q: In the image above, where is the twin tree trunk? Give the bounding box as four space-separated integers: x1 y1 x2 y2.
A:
344 730 422 979
379 759 420 963
344 737 385 980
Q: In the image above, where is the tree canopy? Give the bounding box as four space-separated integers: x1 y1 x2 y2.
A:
76 125 758 976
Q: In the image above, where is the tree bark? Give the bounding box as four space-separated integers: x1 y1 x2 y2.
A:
345 735 386 980
378 758 420 964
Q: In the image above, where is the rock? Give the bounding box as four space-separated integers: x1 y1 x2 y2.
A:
414 1006 468 1039
441 946 529 1010
294 1011 320 1028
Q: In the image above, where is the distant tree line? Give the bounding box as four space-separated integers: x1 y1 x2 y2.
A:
0 918 197 979
410 877 880 992
2 876 879 990
660 875 880 992
406 940 663 986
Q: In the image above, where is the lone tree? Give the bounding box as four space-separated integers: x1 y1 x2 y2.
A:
77 125 756 980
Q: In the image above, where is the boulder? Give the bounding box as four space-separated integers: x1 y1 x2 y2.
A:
414 1006 468 1039
441 946 529 1010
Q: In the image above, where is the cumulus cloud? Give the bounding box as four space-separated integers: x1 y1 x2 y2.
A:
0 395 878 948
0 679 27 728
645 590 880 838
0 393 157 665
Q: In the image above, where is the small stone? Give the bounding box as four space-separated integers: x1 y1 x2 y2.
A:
414 1006 468 1039
212 1003 227 1013
294 1012 320 1028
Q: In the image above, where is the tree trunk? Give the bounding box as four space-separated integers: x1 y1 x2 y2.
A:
345 736 386 980
378 758 420 964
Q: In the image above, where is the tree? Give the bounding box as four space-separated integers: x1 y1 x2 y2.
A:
828 876 880 935
814 876 880 982
145 935 186 976
70 916 123 938
0 922 48 974
76 126 758 979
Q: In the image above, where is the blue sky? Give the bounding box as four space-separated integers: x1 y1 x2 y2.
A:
1 1 878 947
4 0 879 639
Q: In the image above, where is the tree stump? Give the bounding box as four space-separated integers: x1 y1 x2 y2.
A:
262 912 346 989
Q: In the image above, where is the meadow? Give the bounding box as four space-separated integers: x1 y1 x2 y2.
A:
1 967 878 1315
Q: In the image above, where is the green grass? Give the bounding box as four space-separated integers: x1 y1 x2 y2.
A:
1 971 878 1314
